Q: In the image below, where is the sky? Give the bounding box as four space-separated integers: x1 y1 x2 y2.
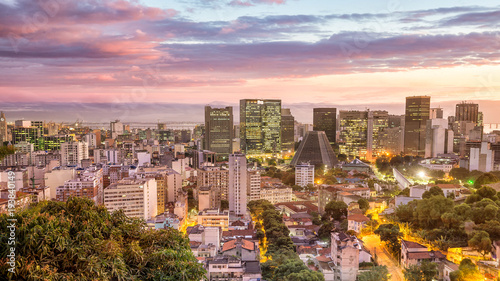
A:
1 0 500 123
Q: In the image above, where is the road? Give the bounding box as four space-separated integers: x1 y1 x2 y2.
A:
362 234 404 281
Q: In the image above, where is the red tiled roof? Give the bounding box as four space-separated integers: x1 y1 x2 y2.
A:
222 229 255 238
318 247 331 256
222 239 255 252
316 255 332 262
230 220 245 226
407 251 445 260
347 214 370 222
432 184 462 189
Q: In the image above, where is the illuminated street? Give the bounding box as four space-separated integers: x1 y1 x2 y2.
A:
362 234 404 281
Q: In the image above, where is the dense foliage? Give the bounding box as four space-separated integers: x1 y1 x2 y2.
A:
248 200 324 281
403 260 438 281
449 258 483 281
393 184 500 250
374 224 402 257
0 197 206 280
357 266 389 281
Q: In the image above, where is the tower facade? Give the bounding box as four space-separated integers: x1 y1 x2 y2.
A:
240 99 281 155
228 154 247 215
204 106 234 156
313 108 337 144
404 96 431 156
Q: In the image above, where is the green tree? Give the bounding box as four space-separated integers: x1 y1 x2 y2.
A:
318 221 335 240
415 196 454 229
358 198 370 212
0 197 206 280
0 145 15 160
450 167 470 181
476 185 498 200
375 224 402 256
449 258 483 281
221 199 229 210
468 231 492 258
422 186 444 199
324 200 348 221
358 266 389 281
403 260 438 281
474 173 500 188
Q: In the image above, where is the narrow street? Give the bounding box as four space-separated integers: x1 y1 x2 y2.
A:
362 234 404 281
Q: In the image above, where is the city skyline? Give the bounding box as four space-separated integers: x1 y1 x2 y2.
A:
1 0 500 123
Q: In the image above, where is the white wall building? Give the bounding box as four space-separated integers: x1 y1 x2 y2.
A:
247 170 261 203
425 118 454 158
137 152 151 167
104 178 157 220
61 141 88 167
470 142 495 172
295 163 314 187
228 154 247 215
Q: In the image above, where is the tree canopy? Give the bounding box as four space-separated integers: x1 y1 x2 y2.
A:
357 266 389 281
403 260 438 281
0 197 206 280
324 200 348 221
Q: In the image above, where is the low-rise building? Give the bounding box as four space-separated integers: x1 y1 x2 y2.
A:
401 240 446 268
347 214 370 233
221 237 258 261
205 257 262 281
198 209 230 231
260 185 292 204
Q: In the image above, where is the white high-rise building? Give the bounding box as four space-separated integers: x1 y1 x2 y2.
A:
470 142 495 172
247 170 261 203
425 118 454 158
228 154 247 215
83 133 97 148
104 178 157 220
110 120 123 139
61 141 89 166
295 163 314 187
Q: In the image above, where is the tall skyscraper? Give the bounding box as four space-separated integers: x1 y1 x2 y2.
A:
204 106 234 156
339 110 388 160
240 99 281 155
0 112 7 143
455 101 479 123
313 108 337 144
281 108 295 154
228 154 247 216
404 96 431 156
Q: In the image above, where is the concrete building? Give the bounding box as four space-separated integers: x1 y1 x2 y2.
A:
455 101 479 123
470 142 495 172
205 257 261 281
57 167 103 204
404 96 431 156
61 141 89 167
204 106 234 157
260 185 292 204
199 185 219 211
246 169 261 203
347 214 370 233
313 108 337 145
295 163 314 187
240 99 281 155
221 238 259 261
104 178 157 220
197 166 229 201
281 108 295 154
0 112 7 143
401 240 446 268
425 118 454 158
291 131 338 167
198 208 230 231
110 120 123 139
331 232 360 281
228 154 247 216
45 167 76 200
339 110 388 160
